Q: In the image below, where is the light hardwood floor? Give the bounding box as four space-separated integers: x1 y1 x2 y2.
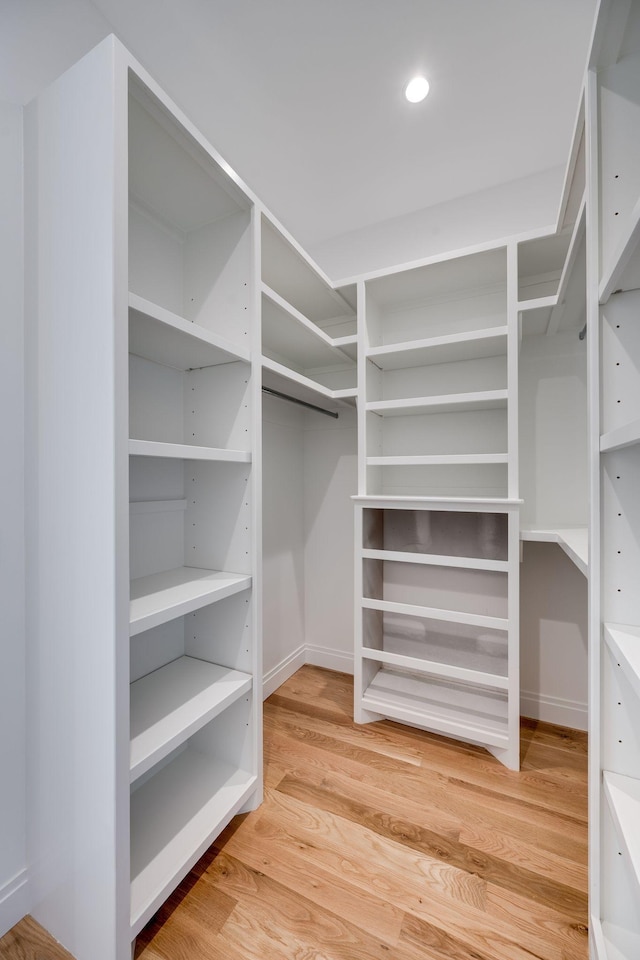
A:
1 666 588 960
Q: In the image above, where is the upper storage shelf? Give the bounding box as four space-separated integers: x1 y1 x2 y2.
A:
261 215 356 331
129 294 250 370
365 247 507 349
598 44 640 302
260 214 357 409
128 79 253 350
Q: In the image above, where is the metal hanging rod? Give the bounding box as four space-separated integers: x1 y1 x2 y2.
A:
262 386 339 419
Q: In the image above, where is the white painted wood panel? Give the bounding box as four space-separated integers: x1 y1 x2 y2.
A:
129 293 250 370
130 567 251 636
367 326 508 369
130 657 252 782
130 748 256 935
362 666 509 748
24 36 131 960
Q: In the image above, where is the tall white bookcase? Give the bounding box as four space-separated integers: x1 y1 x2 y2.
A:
587 2 640 956
25 37 262 960
353 244 522 770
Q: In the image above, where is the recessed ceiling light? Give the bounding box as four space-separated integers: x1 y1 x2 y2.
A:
404 76 430 103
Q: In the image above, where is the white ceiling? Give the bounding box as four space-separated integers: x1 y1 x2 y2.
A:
1 0 597 248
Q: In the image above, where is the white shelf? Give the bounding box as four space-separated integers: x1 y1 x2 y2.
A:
604 623 640 702
129 293 250 370
598 920 640 960
362 647 508 691
518 295 559 337
366 326 508 370
361 596 508 631
262 356 356 410
128 439 251 462
353 495 521 507
367 389 508 417
129 498 187 515
130 657 252 782
520 526 588 577
262 283 357 367
366 453 508 466
361 666 509 749
547 198 586 336
603 771 640 901
130 748 256 936
600 419 640 453
600 194 640 304
129 567 251 636
517 294 558 312
362 547 508 572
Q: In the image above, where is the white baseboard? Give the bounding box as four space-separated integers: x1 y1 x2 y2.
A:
262 644 306 699
0 869 29 938
520 690 588 731
305 644 354 675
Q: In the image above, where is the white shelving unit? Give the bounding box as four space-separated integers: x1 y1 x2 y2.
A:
261 214 357 413
353 242 520 770
589 4 640 957
354 493 520 770
25 37 262 960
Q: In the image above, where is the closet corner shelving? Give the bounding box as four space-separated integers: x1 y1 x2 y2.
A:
260 213 357 415
25 35 262 960
589 1 640 957
353 242 522 771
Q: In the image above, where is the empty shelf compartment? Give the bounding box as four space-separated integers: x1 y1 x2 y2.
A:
361 664 509 749
130 656 253 781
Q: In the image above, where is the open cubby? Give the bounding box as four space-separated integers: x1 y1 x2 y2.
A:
261 289 356 391
261 215 356 332
365 463 509 499
362 608 508 681
517 231 572 301
362 558 508 620
363 508 508 561
366 408 507 459
360 662 509 748
366 352 507 404
128 82 252 348
129 458 252 581
365 247 507 348
129 694 256 936
129 354 251 455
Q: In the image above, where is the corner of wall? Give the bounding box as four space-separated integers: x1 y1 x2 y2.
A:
309 166 565 281
0 100 28 936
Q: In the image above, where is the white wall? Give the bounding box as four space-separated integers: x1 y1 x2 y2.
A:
518 330 588 729
304 407 358 674
262 397 358 692
520 541 588 729
519 332 588 528
310 167 563 282
262 395 306 696
0 101 28 935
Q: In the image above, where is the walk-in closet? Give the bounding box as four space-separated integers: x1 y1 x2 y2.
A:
2 1 640 958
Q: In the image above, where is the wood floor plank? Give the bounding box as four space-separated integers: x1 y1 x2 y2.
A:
0 917 76 960
266 698 588 821
458 822 587 890
133 853 237 959
275 772 587 920
251 791 571 960
215 817 406 945
266 725 587 864
203 850 436 960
